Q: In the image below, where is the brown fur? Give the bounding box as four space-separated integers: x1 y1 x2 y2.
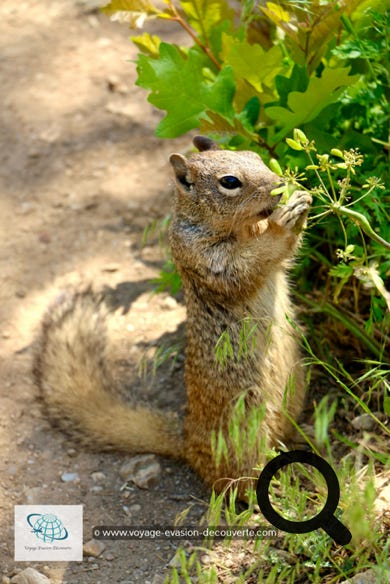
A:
34 137 311 498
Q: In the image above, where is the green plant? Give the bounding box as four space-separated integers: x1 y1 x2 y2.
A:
102 0 389 353
102 1 389 162
278 130 390 355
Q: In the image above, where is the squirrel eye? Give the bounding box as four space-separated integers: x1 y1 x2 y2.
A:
219 175 242 190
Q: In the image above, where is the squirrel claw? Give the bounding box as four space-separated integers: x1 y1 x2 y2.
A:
270 190 312 232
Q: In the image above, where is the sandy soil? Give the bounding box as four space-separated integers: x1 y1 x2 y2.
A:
0 1 209 581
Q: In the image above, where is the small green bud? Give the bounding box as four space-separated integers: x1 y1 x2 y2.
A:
331 148 343 158
293 128 308 144
270 186 286 196
286 138 303 151
269 158 283 176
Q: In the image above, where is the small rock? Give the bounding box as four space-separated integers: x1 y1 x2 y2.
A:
38 232 51 244
168 553 183 569
60 472 80 483
28 149 41 158
339 568 388 583
106 75 128 94
133 463 161 489
91 471 106 483
101 263 119 272
97 37 111 47
200 554 211 565
17 202 35 215
83 539 106 558
24 487 44 505
103 551 115 561
151 576 166 584
351 414 376 431
2 577 11 584
10 568 50 584
161 296 178 310
90 485 103 493
119 454 161 489
128 504 141 513
66 448 77 457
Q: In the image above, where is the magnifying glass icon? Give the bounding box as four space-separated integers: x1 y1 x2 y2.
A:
256 450 352 545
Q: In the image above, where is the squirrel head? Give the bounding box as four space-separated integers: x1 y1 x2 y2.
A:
169 136 283 236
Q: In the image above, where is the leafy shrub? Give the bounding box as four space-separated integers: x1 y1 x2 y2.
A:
102 1 389 358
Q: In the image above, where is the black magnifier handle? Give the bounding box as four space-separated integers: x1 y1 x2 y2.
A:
257 450 353 546
322 514 352 545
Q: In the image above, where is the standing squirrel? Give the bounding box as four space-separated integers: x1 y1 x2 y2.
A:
34 136 312 498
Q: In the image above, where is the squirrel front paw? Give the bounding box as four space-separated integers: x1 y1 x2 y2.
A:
270 190 312 232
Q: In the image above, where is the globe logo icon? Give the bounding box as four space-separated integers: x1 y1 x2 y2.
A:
27 513 69 543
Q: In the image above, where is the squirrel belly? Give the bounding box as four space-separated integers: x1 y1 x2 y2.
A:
33 290 183 458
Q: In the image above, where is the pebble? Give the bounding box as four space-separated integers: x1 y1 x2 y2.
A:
17 202 35 215
83 539 106 558
60 472 80 483
351 414 376 431
24 487 44 505
106 75 128 94
101 263 120 272
66 448 77 457
91 471 106 483
10 568 50 584
2 577 11 584
151 576 165 584
128 504 141 514
161 296 178 310
168 554 182 568
119 455 161 489
339 568 389 583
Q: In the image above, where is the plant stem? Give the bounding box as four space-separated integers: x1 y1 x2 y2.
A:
336 206 390 250
167 2 221 70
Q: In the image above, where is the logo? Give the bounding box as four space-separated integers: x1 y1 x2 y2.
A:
27 513 69 543
14 505 83 561
256 450 352 545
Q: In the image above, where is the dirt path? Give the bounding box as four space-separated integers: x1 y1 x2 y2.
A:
0 1 209 581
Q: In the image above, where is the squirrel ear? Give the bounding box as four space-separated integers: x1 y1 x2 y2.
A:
193 135 220 152
169 153 193 190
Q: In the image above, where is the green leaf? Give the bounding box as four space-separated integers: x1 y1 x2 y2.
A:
235 96 260 129
266 67 359 143
384 395 390 417
131 32 161 57
221 34 285 93
275 64 309 108
180 0 234 42
102 0 163 27
136 44 235 137
329 263 354 280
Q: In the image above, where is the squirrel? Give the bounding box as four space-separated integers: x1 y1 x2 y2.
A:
33 136 312 498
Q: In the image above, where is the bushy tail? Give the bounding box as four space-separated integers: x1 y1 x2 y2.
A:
33 290 183 457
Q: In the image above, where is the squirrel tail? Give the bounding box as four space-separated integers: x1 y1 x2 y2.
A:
33 290 183 457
